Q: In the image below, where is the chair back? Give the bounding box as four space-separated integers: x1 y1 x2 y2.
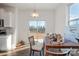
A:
28 36 35 48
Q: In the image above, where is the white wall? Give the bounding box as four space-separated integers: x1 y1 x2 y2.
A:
10 8 18 49
16 4 69 44
0 7 55 46
17 10 55 44
54 4 68 36
0 4 71 47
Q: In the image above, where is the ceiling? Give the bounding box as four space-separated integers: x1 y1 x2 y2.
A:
3 3 60 10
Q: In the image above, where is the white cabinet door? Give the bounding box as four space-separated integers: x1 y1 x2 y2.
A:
0 35 12 51
0 36 7 51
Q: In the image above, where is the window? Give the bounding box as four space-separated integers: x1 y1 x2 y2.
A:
69 3 79 36
29 20 46 39
29 21 45 33
64 3 79 42
69 4 79 26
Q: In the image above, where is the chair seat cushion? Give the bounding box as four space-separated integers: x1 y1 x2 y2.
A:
32 43 43 51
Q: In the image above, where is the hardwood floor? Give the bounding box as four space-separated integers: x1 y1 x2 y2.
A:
0 47 43 56
0 48 79 56
7 48 30 56
0 45 79 56
0 45 30 56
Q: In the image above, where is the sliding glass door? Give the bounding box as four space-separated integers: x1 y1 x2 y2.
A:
29 20 46 39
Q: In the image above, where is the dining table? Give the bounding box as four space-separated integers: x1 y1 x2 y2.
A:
44 38 79 55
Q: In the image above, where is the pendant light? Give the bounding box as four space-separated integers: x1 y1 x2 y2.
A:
32 9 39 18
31 4 39 18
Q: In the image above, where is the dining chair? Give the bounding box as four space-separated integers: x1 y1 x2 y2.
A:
28 36 43 56
70 38 79 56
45 45 71 56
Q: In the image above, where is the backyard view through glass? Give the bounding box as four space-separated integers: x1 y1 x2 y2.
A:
29 21 45 39
29 21 45 33
67 3 79 41
69 4 79 26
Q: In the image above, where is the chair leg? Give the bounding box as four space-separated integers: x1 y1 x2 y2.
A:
30 51 31 56
67 51 71 56
32 50 34 56
40 51 41 56
43 48 44 56
30 49 32 56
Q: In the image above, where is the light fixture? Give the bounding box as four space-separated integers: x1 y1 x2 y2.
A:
32 9 39 18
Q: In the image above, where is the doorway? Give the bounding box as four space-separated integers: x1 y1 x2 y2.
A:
29 20 46 41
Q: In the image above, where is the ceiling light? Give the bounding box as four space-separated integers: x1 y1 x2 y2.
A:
32 9 39 18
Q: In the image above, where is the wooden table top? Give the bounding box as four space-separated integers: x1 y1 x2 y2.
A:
44 39 79 48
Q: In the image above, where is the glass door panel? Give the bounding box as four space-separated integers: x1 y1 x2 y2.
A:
29 21 46 40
